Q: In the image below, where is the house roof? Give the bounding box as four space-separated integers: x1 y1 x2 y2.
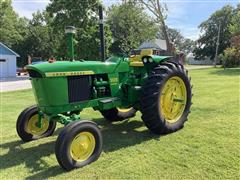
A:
0 42 20 57
139 39 167 51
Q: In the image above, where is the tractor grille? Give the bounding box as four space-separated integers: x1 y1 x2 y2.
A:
68 76 91 103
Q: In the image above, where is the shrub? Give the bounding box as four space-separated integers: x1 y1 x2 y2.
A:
230 35 240 48
219 47 240 68
219 35 240 68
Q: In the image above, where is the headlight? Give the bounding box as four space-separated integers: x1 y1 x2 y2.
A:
143 58 148 63
148 57 153 63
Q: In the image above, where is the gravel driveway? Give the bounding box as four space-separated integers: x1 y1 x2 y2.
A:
0 76 32 92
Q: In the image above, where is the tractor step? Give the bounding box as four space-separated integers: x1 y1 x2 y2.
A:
99 97 120 104
98 97 121 110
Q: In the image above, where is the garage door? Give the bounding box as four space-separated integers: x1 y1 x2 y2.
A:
0 59 8 78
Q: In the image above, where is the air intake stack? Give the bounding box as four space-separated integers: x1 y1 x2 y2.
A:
65 26 76 61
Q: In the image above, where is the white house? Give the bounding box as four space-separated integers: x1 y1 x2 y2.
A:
0 42 20 78
186 53 213 65
139 39 167 51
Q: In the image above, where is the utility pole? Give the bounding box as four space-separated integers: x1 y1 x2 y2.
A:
99 5 105 62
214 22 221 67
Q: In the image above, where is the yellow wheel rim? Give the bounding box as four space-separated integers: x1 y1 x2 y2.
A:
160 76 187 123
26 114 49 136
117 107 132 113
70 132 96 162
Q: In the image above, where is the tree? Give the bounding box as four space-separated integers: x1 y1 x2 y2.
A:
0 0 29 67
158 27 183 44
179 38 196 54
139 0 172 54
229 4 240 36
158 27 184 50
0 0 28 48
25 12 56 57
194 5 234 60
10 11 60 67
218 4 240 68
107 2 158 54
158 27 195 54
46 0 112 60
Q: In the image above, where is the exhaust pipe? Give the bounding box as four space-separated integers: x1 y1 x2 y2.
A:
99 5 105 62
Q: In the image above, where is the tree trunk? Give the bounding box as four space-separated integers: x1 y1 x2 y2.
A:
161 20 172 55
27 55 32 65
139 0 172 55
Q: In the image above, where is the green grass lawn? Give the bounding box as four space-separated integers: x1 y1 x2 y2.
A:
0 68 239 179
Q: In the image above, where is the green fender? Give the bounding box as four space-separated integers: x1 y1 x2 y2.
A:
142 55 172 64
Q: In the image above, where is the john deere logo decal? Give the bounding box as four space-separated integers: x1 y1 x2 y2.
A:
45 71 94 77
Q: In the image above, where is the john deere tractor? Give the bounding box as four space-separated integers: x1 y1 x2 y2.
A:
16 6 192 171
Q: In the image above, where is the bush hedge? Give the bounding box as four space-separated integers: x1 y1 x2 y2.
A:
219 35 240 68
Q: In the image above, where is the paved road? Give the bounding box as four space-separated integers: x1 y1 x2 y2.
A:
186 65 214 70
0 76 31 92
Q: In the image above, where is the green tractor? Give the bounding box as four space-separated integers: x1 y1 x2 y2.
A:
16 7 192 171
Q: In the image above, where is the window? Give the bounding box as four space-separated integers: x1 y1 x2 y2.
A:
0 59 6 62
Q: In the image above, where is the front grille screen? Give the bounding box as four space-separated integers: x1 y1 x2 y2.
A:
68 76 91 103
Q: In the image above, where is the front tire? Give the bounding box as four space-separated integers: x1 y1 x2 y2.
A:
140 62 192 134
100 107 137 122
16 105 56 142
55 120 103 171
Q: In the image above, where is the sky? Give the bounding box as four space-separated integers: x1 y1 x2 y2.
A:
12 0 239 40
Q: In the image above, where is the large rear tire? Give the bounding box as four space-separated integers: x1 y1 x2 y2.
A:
16 105 56 142
140 61 192 134
100 107 137 122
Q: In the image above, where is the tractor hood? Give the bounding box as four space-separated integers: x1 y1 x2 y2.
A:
26 57 129 78
150 55 172 63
